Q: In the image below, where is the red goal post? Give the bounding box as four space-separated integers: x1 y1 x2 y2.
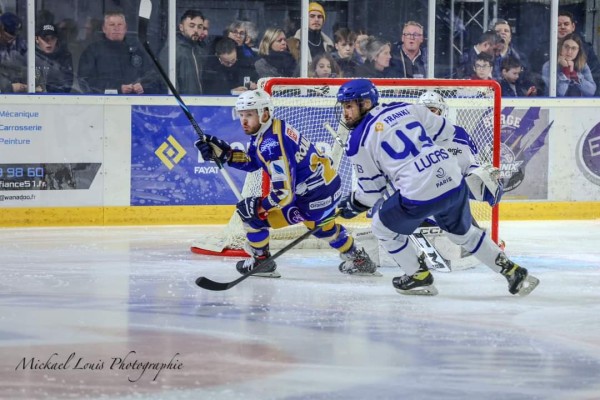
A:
191 78 501 257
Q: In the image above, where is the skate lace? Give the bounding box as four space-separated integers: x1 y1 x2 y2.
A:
242 257 257 271
397 274 412 284
352 249 374 272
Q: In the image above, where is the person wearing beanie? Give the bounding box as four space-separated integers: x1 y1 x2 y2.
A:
0 12 28 93
293 2 334 63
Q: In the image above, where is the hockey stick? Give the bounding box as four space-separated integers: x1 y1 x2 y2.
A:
195 211 342 291
138 0 242 200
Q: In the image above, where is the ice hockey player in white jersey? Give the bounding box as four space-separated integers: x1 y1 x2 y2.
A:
417 90 503 207
417 91 505 265
336 79 539 296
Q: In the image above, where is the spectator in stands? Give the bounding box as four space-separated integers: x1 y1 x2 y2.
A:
293 2 334 63
353 28 369 64
160 9 205 95
308 53 342 78
287 37 300 62
498 56 537 97
254 28 297 79
542 33 596 97
0 12 28 93
35 23 74 93
492 19 529 80
471 52 494 80
226 20 257 65
242 21 259 53
78 11 161 94
56 18 78 58
354 36 392 78
456 30 501 78
331 28 359 77
203 37 258 95
198 17 215 54
390 21 427 78
557 10 600 96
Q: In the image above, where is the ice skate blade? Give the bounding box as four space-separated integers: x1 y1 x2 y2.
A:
252 271 281 278
344 270 383 277
395 285 439 296
517 275 539 297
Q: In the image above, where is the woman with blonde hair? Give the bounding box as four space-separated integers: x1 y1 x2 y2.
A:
542 33 596 96
354 36 392 78
254 27 297 78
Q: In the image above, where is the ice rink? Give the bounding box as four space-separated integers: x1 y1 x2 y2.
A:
1 220 599 400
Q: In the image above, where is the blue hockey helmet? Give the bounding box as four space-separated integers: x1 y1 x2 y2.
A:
336 79 379 106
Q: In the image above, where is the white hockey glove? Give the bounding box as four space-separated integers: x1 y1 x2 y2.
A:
466 164 504 206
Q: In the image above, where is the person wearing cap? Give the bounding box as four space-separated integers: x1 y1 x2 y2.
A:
0 12 28 93
293 2 334 63
78 11 162 94
35 23 74 93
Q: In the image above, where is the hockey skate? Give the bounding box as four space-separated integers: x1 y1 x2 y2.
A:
497 254 539 296
236 251 281 278
392 253 438 296
339 247 381 276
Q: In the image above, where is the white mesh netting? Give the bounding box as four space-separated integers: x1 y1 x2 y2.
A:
192 78 500 256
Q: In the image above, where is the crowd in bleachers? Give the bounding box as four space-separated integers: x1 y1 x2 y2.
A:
0 3 597 97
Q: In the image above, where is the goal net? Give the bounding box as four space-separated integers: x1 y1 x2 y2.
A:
192 78 501 257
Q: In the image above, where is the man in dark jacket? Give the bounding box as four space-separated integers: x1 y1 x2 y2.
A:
35 23 74 93
78 11 162 94
160 9 206 94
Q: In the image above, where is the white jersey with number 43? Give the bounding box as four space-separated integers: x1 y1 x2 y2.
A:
346 102 464 207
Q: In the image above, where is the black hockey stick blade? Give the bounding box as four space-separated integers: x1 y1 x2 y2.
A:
196 211 342 291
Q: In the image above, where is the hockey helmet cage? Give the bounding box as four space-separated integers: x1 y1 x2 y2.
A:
417 90 448 117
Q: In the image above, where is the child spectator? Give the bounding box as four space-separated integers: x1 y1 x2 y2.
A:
457 30 501 78
309 53 342 78
471 52 494 80
331 28 359 77
498 56 537 97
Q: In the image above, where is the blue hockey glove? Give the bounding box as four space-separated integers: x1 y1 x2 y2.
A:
194 135 231 164
236 197 263 223
338 192 370 219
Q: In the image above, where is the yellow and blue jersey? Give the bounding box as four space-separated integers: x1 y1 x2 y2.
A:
228 118 342 219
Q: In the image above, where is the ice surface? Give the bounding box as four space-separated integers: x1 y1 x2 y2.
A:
0 221 599 400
